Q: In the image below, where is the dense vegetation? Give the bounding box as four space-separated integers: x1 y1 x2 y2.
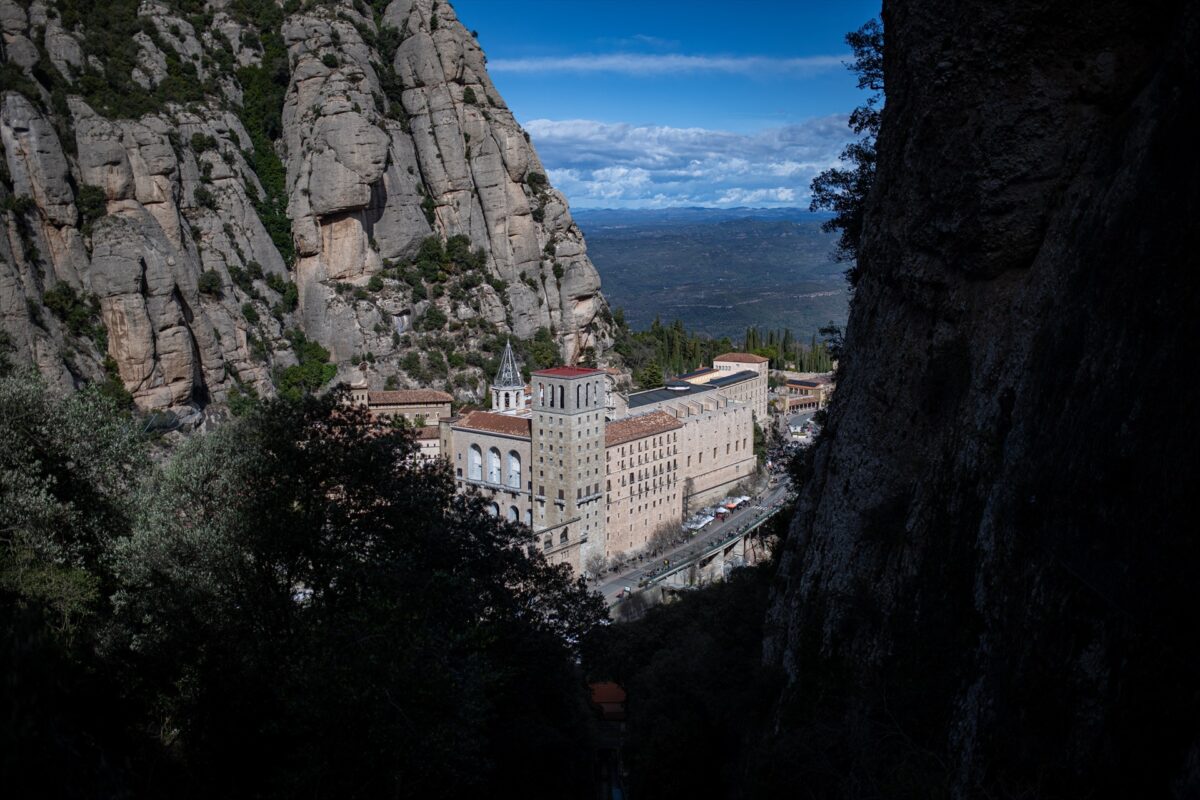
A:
809 19 883 278
613 313 835 390
584 511 793 798
0 369 606 797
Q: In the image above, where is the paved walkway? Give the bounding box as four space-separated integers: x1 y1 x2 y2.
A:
592 481 792 604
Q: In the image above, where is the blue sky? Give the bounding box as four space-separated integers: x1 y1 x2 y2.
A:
452 0 881 208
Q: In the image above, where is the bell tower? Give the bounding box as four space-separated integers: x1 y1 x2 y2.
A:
490 340 526 413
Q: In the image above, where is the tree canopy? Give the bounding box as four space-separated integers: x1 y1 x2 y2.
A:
0 372 606 797
810 19 884 280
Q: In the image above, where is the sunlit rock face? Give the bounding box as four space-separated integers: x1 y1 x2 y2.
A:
763 0 1200 796
0 0 612 417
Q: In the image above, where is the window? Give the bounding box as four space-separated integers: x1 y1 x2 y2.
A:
487 502 499 516
561 527 569 543
558 385 565 408
487 447 501 483
468 444 482 480
507 505 519 522
507 450 521 488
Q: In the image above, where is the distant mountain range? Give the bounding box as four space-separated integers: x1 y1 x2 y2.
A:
575 208 849 341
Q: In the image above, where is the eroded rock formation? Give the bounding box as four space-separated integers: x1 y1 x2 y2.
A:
0 0 612 418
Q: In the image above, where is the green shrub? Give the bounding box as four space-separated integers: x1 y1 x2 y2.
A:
97 355 134 408
190 132 218 152
194 186 217 210
275 330 336 401
368 274 384 292
77 185 107 230
242 302 260 324
462 86 476 105
419 306 447 331
322 53 338 68
198 270 223 296
526 171 547 191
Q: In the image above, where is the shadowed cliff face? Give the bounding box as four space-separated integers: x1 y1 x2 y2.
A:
764 1 1199 796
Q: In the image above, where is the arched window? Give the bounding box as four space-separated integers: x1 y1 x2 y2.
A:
504 393 510 409
558 385 565 409
560 528 569 544
507 505 518 522
487 447 501 483
507 450 521 488
543 537 552 551
576 384 582 408
538 382 544 406
585 382 590 406
487 502 499 516
468 444 482 480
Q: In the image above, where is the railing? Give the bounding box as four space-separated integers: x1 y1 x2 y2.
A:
636 505 782 588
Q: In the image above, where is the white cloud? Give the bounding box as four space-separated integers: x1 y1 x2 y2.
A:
717 187 797 204
490 52 846 77
524 116 856 208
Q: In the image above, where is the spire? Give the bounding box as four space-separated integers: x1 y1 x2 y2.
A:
494 339 523 388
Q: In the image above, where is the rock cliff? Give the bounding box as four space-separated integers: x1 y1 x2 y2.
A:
764 0 1199 796
1 0 612 418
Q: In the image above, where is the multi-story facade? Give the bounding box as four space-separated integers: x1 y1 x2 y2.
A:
709 353 770 420
603 411 683 557
625 381 756 510
442 409 533 525
530 366 608 572
435 345 767 574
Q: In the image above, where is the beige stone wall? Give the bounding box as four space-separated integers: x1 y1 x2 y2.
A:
446 425 533 526
369 399 451 424
627 393 757 512
604 429 682 558
530 372 608 573
715 372 769 422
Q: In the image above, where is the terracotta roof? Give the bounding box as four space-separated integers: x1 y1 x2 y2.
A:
532 366 604 378
713 352 769 364
454 410 532 438
414 425 440 440
368 389 453 405
605 410 683 447
589 682 627 721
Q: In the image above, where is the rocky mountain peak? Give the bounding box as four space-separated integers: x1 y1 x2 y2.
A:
0 0 613 420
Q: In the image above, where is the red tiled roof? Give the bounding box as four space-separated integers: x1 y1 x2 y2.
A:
368 389 453 405
713 352 769 364
605 410 683 447
414 425 440 440
454 410 532 438
532 366 604 378
589 682 627 721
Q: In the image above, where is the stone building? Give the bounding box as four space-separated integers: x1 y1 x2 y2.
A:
436 345 762 574
530 366 608 572
603 411 683 558
679 353 770 421
348 383 453 424
349 379 453 457
625 380 756 511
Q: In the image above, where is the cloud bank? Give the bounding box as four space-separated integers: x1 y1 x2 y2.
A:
490 52 846 76
524 116 855 208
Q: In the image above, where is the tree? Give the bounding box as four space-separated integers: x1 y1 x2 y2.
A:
810 19 884 281
108 393 605 795
197 269 223 296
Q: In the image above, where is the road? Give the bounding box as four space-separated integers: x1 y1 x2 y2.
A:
592 480 793 604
